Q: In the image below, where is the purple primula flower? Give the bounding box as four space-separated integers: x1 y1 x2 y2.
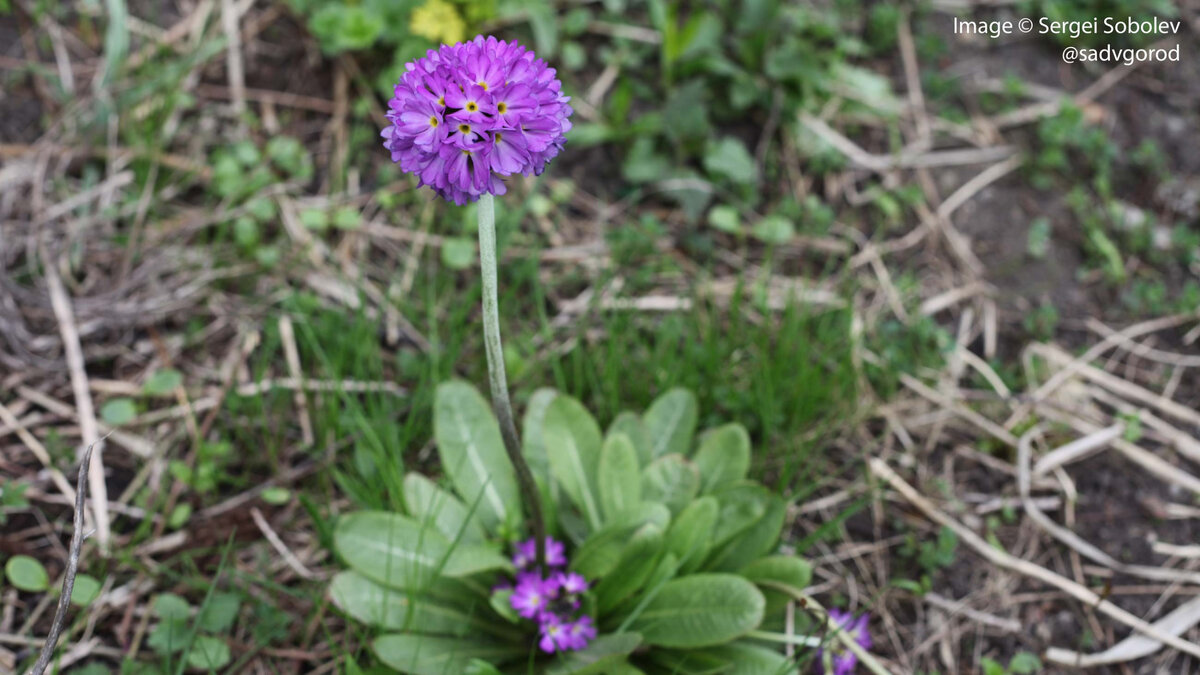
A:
554 571 588 595
816 610 872 675
562 615 597 651
512 537 567 570
538 614 573 653
382 35 573 205
509 574 552 620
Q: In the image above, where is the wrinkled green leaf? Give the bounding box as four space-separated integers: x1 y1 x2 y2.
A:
607 411 651 467
694 424 751 493
545 633 642 674
330 571 508 638
643 388 698 459
702 643 791 674
641 454 699 516
710 482 770 549
374 634 523 675
708 492 786 571
403 472 485 545
543 394 604 531
334 511 510 590
663 496 718 573
627 574 765 648
598 433 641 523
521 388 558 483
595 524 663 614
434 381 522 533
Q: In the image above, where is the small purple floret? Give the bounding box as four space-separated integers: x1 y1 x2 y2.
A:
382 35 573 205
510 573 553 620
816 609 872 675
512 537 567 570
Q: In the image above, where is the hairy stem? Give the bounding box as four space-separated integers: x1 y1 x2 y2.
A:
476 193 547 568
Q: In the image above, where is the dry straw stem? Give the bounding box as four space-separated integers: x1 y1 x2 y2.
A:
29 441 96 675
1017 426 1200 585
868 458 1200 662
41 249 110 551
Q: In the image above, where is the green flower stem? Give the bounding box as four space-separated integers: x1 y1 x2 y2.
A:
476 193 547 568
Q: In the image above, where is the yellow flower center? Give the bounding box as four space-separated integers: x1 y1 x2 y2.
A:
458 123 471 134
494 132 504 143
438 96 445 106
478 81 489 91
496 102 508 114
428 116 438 128
466 102 478 112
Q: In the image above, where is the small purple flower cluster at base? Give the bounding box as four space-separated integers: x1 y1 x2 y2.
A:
815 609 872 675
382 35 573 205
505 537 596 654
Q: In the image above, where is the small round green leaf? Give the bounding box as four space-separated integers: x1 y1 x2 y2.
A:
440 237 476 270
260 487 291 505
143 369 183 396
186 635 231 670
153 593 191 621
70 573 101 606
100 398 138 425
707 205 742 234
751 215 794 244
5 555 49 592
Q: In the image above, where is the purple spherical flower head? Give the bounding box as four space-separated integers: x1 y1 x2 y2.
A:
815 610 872 675
513 537 567 569
382 35 573 205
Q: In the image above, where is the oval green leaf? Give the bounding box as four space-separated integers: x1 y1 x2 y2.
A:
5 555 48 592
